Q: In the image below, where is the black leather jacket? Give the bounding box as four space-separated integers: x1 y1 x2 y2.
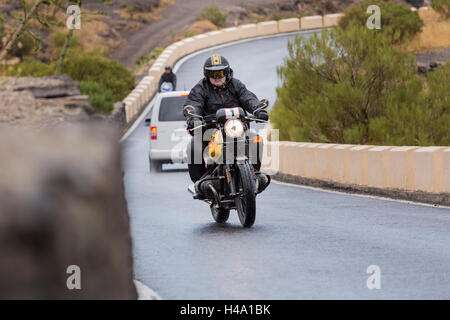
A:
184 77 259 118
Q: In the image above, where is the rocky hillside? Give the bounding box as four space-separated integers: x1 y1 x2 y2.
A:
0 75 126 128
0 75 93 127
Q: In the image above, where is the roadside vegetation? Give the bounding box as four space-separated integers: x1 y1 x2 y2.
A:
431 0 450 18
408 5 450 52
338 0 423 44
270 1 450 146
0 0 134 114
196 5 227 28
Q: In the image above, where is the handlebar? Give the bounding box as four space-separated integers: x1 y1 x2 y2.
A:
187 114 267 134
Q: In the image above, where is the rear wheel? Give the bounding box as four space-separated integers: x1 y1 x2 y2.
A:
210 205 230 223
235 163 256 227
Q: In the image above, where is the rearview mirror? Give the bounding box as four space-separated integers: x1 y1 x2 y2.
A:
258 99 269 109
183 105 195 117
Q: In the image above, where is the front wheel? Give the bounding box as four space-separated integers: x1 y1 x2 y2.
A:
235 163 256 227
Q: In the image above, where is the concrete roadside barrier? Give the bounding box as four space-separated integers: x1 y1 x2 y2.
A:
256 21 278 36
148 64 163 82
330 144 353 183
278 18 300 33
316 143 337 180
222 27 240 43
388 146 419 190
238 24 257 39
323 13 344 27
303 143 322 178
292 143 312 177
301 16 323 30
206 30 224 47
172 41 186 58
182 37 196 56
444 148 450 193
279 142 299 175
194 34 209 50
348 145 372 185
413 147 445 193
367 146 393 188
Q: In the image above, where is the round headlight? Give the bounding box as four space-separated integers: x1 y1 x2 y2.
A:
224 119 244 138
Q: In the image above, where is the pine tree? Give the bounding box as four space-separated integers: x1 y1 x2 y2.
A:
271 25 417 144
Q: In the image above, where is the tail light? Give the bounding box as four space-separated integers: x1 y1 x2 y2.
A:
253 136 263 143
150 126 157 140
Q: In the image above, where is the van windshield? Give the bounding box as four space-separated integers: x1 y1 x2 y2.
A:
158 96 188 121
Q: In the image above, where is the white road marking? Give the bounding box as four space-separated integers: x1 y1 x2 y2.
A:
272 180 450 209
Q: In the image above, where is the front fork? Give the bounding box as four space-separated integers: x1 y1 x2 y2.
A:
223 164 237 197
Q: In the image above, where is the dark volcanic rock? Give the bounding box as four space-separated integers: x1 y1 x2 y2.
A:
0 75 80 98
0 124 137 299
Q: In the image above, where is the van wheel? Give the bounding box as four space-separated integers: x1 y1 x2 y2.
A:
149 159 163 173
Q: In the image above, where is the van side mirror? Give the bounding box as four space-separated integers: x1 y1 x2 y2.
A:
144 118 151 127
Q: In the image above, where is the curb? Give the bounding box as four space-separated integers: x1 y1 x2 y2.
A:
273 173 450 207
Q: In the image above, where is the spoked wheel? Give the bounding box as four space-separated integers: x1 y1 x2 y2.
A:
235 163 256 227
210 204 230 223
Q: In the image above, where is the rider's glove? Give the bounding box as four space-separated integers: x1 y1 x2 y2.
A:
186 117 195 130
254 109 269 121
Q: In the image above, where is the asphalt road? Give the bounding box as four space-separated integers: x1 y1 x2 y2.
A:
122 31 450 299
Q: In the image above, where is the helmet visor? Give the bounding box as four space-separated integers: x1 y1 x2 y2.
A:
209 70 225 79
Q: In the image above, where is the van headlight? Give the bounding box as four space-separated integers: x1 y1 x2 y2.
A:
224 119 244 138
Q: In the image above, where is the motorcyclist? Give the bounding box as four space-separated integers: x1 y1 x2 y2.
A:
158 65 177 92
183 54 269 189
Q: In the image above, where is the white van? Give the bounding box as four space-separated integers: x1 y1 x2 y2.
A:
145 91 191 172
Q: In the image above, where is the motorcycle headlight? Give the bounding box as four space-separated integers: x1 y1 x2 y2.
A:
224 119 244 138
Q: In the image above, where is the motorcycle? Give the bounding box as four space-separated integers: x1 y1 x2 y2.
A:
183 100 271 228
160 82 174 92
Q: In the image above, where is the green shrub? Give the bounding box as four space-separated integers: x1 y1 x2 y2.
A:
7 57 55 77
339 0 423 44
136 47 163 67
271 25 418 145
62 48 134 101
53 31 78 48
431 0 450 19
196 5 227 28
183 30 196 38
9 32 36 58
369 64 450 147
104 1 113 6
79 81 115 114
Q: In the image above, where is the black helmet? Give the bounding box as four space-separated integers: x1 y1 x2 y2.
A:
203 54 232 81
